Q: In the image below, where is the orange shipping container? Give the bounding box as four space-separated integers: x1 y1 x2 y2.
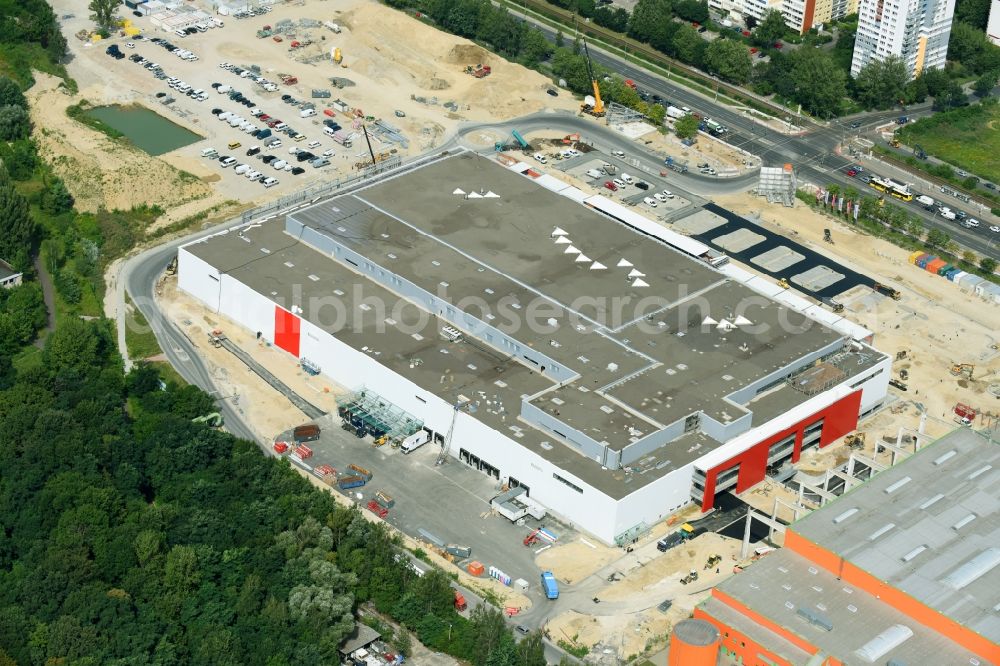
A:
467 561 485 576
925 258 947 274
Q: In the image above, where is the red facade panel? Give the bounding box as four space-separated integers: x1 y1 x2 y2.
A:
700 390 862 512
274 306 301 358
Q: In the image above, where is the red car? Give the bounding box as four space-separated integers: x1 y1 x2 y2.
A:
773 42 783 48
750 47 759 54
845 168 858 177
259 114 271 121
604 180 618 191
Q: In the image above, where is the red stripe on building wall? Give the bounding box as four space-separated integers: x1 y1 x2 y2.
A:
274 306 301 358
700 390 862 512
784 531 1000 662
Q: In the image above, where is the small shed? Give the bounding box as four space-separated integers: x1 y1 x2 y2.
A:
339 623 381 658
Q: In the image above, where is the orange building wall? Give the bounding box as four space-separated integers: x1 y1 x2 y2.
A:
711 589 821 656
784 530 1000 662
667 628 720 666
694 608 797 666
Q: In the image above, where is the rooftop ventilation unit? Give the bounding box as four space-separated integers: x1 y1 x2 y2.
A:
795 606 833 632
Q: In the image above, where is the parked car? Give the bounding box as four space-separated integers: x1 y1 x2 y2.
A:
291 166 305 175
643 197 658 207
246 146 261 156
219 157 237 168
604 180 618 191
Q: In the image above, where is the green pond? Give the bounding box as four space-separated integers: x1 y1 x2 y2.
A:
85 105 202 156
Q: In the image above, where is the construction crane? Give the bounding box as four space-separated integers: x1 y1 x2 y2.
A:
580 41 605 118
435 398 471 466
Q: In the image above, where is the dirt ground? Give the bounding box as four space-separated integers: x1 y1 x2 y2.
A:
27 72 213 213
45 0 577 223
711 191 1000 447
546 532 743 659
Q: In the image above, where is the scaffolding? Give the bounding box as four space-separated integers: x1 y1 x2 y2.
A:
604 102 647 127
336 387 424 441
757 164 796 207
786 362 846 396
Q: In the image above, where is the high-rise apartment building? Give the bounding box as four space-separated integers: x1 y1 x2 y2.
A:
988 0 1000 46
850 0 956 79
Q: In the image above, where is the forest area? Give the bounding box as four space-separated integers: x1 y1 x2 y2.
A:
0 319 547 665
0 2 549 665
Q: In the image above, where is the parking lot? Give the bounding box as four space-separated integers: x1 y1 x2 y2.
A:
544 151 696 217
101 34 358 194
276 414 578 608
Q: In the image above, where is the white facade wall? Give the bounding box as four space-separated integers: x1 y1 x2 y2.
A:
990 0 1000 45
851 0 955 79
177 241 890 545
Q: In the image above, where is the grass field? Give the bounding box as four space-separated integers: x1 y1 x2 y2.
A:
899 101 1000 185
124 295 162 361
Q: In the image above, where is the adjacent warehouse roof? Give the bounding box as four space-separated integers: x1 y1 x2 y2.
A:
791 427 1000 645
706 548 985 665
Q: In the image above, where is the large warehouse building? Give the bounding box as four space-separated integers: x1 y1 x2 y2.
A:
178 151 890 545
695 427 999 665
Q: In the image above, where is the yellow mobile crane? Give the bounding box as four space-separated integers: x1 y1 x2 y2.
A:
580 41 605 118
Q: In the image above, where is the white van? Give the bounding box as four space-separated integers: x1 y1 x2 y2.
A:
585 168 602 179
620 173 634 184
200 147 218 157
299 108 317 118
915 194 934 207
323 126 336 137
401 430 430 454
212 18 224 27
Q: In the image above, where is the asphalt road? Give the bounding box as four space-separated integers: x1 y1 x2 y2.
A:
123 230 259 444
512 14 999 260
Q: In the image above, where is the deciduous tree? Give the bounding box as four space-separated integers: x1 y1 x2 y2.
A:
854 56 908 109
88 0 119 31
705 38 752 84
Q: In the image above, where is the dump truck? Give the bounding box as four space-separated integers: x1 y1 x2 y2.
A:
293 424 321 442
656 523 695 552
337 475 366 490
454 590 467 611
445 544 472 558
540 571 559 600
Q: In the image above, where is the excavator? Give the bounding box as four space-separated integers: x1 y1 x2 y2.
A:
950 363 974 380
580 41 605 118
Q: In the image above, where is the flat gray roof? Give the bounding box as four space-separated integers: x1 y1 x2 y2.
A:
791 427 1000 645
709 548 989 665
0 259 18 281
184 152 882 498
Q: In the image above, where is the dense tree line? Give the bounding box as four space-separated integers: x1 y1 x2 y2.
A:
0 318 547 665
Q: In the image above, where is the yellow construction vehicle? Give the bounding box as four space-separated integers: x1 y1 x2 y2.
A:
777 278 790 289
950 363 974 380
845 432 866 450
580 41 605 118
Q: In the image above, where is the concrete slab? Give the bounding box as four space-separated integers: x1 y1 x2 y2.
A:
791 265 846 292
749 246 806 272
672 209 728 235
281 413 563 597
713 228 767 253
